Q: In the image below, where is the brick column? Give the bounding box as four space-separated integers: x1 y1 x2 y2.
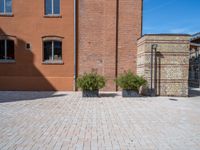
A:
117 0 142 75
78 0 117 90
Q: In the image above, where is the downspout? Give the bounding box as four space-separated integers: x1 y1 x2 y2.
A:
151 44 158 96
115 0 119 91
154 46 157 96
74 0 77 91
150 45 154 96
141 0 143 36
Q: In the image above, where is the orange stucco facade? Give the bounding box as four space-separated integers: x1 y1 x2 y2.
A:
0 0 74 91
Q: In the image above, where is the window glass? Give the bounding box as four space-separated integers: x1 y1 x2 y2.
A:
5 0 12 13
45 0 52 15
0 40 5 60
54 41 62 60
54 0 60 15
43 40 62 62
44 41 52 61
7 40 14 60
0 0 5 13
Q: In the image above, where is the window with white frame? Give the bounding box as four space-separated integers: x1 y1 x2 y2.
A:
0 0 12 14
45 0 60 15
43 40 62 62
0 39 15 61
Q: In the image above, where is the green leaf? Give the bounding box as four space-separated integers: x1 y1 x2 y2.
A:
77 72 106 91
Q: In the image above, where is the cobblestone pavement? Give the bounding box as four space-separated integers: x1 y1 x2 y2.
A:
0 92 200 150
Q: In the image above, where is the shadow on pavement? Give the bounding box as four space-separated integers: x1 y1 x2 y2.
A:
0 92 67 103
100 93 119 98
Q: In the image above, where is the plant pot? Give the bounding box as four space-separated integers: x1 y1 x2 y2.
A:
82 90 99 97
122 89 139 97
139 85 149 96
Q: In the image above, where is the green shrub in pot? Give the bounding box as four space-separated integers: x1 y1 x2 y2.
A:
77 72 106 97
116 71 147 97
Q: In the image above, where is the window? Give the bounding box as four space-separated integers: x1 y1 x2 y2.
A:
43 40 62 62
0 0 12 14
45 0 60 15
0 39 15 61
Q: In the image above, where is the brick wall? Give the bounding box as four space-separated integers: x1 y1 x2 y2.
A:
137 35 191 96
118 0 142 74
78 0 142 91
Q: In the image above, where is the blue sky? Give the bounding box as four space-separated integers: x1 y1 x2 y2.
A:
143 0 200 35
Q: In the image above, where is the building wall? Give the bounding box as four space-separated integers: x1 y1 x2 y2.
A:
78 0 117 90
78 0 142 90
118 0 142 74
0 0 74 91
137 35 190 96
189 46 200 88
0 0 142 91
189 33 200 88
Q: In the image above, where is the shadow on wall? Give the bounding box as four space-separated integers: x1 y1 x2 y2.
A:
0 91 67 103
156 52 164 96
0 28 58 98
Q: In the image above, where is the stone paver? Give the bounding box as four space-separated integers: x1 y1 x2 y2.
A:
0 91 200 150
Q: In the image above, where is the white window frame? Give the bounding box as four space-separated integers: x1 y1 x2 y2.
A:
0 0 12 15
50 41 54 61
45 0 60 16
43 40 62 63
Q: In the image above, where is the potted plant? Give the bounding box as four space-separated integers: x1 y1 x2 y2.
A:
77 72 106 97
115 71 147 97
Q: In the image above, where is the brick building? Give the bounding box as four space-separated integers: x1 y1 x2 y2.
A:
0 0 142 91
189 33 200 88
78 0 143 90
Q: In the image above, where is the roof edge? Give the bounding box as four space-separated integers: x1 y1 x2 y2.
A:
138 33 191 41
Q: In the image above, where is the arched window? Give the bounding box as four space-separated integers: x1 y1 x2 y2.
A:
42 36 63 63
0 39 15 61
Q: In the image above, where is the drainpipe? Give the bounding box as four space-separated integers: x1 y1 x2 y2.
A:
141 0 144 36
115 0 119 91
151 44 157 96
154 45 157 96
150 45 154 96
73 0 77 91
